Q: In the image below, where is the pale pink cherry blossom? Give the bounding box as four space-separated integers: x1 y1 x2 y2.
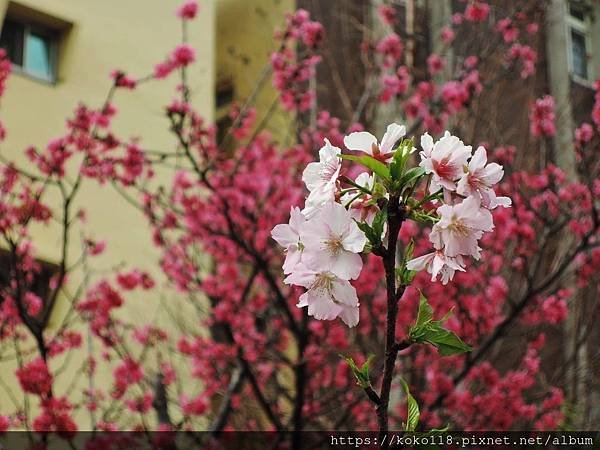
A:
301 194 326 219
406 250 465 285
271 207 306 274
301 139 341 218
420 132 434 159
340 172 378 224
300 201 366 280
419 131 472 193
302 138 341 193
343 123 406 162
285 265 359 327
457 146 512 209
430 195 493 260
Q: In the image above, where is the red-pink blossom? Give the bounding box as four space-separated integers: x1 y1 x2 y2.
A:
110 70 137 89
33 397 77 437
496 18 519 43
427 54 446 76
378 5 396 25
464 1 490 22
441 27 455 44
172 44 196 66
575 123 594 147
0 415 9 433
181 394 208 416
376 34 403 68
529 95 556 138
176 0 198 20
16 358 53 396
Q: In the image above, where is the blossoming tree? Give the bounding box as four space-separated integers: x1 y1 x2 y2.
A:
272 125 512 436
0 0 598 447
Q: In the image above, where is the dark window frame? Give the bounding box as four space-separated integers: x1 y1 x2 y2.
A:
0 16 59 84
566 1 594 84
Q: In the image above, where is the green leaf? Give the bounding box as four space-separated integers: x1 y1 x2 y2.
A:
397 267 417 286
341 176 372 195
355 220 380 247
421 325 472 356
408 293 472 356
344 191 364 208
404 239 415 261
399 166 425 188
400 378 420 432
396 240 417 286
340 354 375 389
371 208 387 241
354 207 386 247
389 139 416 183
415 291 434 328
389 160 403 181
409 208 440 224
340 154 390 181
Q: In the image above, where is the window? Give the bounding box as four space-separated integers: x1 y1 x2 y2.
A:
0 17 58 82
566 1 594 82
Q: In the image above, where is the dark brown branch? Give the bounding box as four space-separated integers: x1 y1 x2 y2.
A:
240 356 285 432
364 385 381 406
292 310 308 450
209 364 246 435
376 194 405 443
152 373 172 426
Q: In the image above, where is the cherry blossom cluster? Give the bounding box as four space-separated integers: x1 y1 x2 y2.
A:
447 2 539 79
464 1 490 22
272 124 411 327
272 124 512 328
23 102 153 186
271 9 324 111
154 44 196 80
574 79 600 155
0 49 10 96
507 43 538 79
110 69 137 90
372 0 542 133
529 95 556 138
176 0 198 19
407 132 511 284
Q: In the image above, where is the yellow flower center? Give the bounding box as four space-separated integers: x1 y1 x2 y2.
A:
448 216 470 237
324 235 344 255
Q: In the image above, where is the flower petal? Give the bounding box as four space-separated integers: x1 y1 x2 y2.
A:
339 305 359 327
406 252 435 271
329 251 363 280
344 131 377 154
420 132 434 157
380 123 406 154
271 224 298 248
331 279 359 307
468 146 487 171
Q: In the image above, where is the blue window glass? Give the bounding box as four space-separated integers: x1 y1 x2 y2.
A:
571 29 588 80
25 32 52 80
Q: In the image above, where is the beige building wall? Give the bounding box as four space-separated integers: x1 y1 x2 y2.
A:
0 0 215 266
0 0 297 430
0 0 216 429
216 0 295 143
